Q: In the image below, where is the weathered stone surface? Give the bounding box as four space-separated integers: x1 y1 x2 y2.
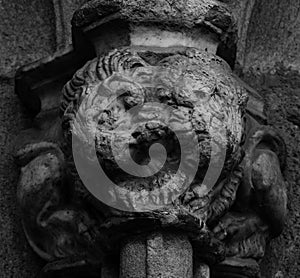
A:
89 23 219 57
120 232 193 278
242 0 300 72
229 0 256 70
72 0 238 67
147 233 193 278
72 0 235 34
120 236 147 278
0 79 43 277
0 1 90 277
0 1 57 275
16 44 287 278
53 0 87 49
0 0 56 77
241 66 300 277
1 1 299 278
62 48 247 214
13 29 288 278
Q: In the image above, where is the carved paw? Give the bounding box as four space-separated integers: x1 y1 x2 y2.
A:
212 211 269 262
212 213 266 242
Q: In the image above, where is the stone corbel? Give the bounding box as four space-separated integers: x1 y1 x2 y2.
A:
14 1 286 278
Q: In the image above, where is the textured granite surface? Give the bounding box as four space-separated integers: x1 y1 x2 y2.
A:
243 0 300 72
0 1 83 277
0 78 44 277
0 0 55 276
0 0 56 78
72 0 235 33
0 0 299 277
242 67 300 278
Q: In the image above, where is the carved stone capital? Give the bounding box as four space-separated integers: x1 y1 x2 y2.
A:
72 0 238 66
14 1 287 277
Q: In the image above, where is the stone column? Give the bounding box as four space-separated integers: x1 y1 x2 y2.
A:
120 232 193 278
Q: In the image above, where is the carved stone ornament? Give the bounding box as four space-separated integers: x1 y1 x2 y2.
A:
14 1 287 277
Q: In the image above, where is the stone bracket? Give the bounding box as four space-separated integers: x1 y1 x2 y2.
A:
15 28 95 117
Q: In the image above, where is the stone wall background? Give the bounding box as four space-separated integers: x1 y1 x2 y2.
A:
242 0 300 73
241 1 300 276
0 0 299 277
0 1 55 276
241 68 300 278
0 1 84 277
